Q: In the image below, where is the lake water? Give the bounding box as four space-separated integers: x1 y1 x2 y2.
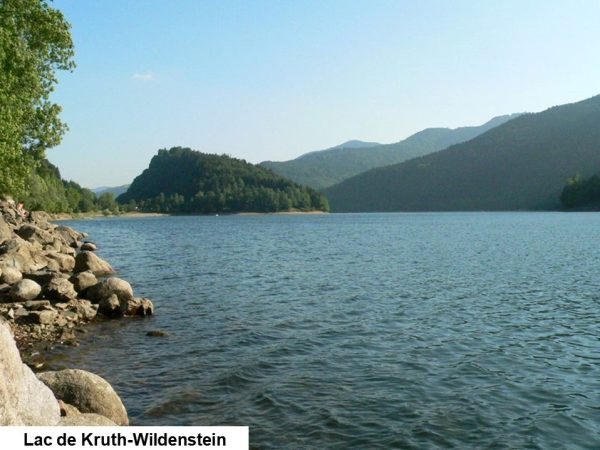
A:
49 213 600 449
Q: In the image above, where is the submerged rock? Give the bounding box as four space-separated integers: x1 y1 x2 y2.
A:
37 369 129 426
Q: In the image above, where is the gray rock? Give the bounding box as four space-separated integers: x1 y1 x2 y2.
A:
16 224 54 245
0 238 47 273
24 269 66 286
0 266 22 285
81 242 97 251
55 225 82 248
0 320 61 425
28 211 51 224
23 300 52 311
86 277 133 304
122 297 154 316
10 279 42 301
58 413 117 426
146 330 168 337
0 216 12 244
70 299 97 321
70 271 98 293
74 251 114 276
44 278 77 302
45 252 76 273
26 310 58 325
98 294 121 317
37 369 128 426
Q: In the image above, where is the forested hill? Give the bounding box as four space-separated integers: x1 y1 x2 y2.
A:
260 114 521 190
323 94 600 212
117 147 330 213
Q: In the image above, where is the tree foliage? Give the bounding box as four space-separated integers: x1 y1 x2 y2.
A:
21 159 110 214
118 147 330 214
560 174 600 209
0 0 75 196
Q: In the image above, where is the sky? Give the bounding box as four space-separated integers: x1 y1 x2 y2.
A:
48 0 600 188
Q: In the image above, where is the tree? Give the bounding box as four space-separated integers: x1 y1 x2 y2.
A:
0 0 75 197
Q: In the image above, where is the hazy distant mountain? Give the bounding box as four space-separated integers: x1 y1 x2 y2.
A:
260 114 521 190
92 184 130 197
323 95 600 212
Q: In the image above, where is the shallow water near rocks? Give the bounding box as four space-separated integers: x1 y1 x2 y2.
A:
48 213 600 448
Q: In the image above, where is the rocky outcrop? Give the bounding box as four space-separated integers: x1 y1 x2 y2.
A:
0 320 60 425
37 369 129 426
0 200 154 354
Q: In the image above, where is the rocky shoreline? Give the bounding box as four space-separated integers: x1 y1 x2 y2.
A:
0 200 154 425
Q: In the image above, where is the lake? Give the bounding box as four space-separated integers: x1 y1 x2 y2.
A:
49 213 600 449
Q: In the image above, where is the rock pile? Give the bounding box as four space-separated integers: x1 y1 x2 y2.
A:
0 200 154 359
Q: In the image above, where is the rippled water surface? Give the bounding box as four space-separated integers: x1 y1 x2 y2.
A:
50 213 600 448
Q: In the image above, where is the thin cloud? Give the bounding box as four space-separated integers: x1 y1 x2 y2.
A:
131 72 155 81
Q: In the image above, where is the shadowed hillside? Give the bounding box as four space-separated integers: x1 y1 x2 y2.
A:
323 95 600 212
261 115 520 190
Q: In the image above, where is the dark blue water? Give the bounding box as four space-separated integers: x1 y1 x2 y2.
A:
50 213 600 449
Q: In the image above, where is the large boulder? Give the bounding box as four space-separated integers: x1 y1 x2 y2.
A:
81 242 97 251
98 294 121 317
69 271 98 293
37 369 128 426
45 252 76 273
54 225 82 248
16 224 54 245
0 238 47 273
0 320 61 425
28 211 51 225
0 216 11 244
10 279 42 302
86 277 133 304
0 266 22 285
122 297 154 316
44 278 77 302
74 251 113 276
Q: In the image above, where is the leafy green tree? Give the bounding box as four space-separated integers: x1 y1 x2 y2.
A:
0 0 75 197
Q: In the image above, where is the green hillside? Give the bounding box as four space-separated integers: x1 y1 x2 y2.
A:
323 95 600 212
261 115 520 190
117 147 329 213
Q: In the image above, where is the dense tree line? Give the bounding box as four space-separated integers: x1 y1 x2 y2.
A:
21 159 121 214
560 174 600 209
118 147 330 213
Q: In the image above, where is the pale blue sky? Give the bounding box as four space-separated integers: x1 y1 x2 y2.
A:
48 0 600 188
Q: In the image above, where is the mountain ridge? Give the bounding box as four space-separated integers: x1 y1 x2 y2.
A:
260 114 522 190
323 95 600 212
